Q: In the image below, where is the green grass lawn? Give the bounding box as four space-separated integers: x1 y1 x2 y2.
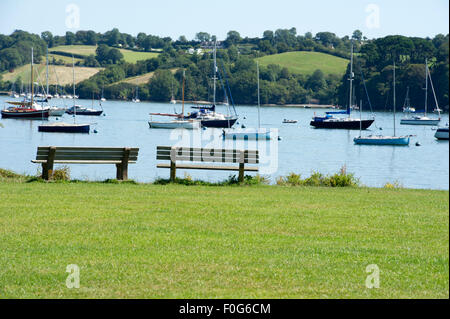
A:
48 45 159 63
49 45 98 56
0 181 448 299
118 49 159 63
255 51 349 76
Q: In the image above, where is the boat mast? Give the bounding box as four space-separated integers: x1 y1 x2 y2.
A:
424 58 428 117
213 41 217 107
182 70 185 116
393 59 396 137
427 61 441 118
31 47 34 106
359 99 362 136
72 55 76 121
257 61 261 129
348 43 354 118
46 46 49 98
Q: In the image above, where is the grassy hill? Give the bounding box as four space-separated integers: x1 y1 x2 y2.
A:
0 178 448 298
49 45 159 63
255 51 349 76
1 63 103 86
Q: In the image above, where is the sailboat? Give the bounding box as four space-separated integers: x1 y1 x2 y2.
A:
401 59 441 126
170 79 177 104
223 61 271 140
1 48 49 119
132 86 140 103
38 56 90 133
149 70 199 129
100 86 106 102
402 87 415 113
310 44 374 130
354 60 410 146
184 42 238 128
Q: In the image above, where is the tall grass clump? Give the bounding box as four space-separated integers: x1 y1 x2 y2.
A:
277 166 359 187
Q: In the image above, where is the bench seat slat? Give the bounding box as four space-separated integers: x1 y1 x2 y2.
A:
156 155 258 164
157 163 258 171
38 147 139 152
32 160 137 164
156 147 258 156
36 155 138 161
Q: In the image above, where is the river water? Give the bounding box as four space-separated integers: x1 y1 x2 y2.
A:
0 96 448 190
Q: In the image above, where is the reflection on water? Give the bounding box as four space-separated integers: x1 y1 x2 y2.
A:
0 96 448 190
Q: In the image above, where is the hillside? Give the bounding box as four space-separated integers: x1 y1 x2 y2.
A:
110 68 178 86
49 45 159 63
1 63 103 85
255 51 349 76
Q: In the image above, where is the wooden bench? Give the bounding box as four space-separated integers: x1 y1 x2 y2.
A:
156 146 259 183
32 146 139 181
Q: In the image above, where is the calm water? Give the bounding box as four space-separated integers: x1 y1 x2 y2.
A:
0 96 448 190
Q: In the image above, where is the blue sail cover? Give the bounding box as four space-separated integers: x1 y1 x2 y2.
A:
326 110 350 115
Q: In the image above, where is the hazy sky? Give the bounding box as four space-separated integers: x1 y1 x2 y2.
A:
0 0 448 40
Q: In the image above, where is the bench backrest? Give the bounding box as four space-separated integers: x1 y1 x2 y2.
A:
156 146 258 164
36 146 139 162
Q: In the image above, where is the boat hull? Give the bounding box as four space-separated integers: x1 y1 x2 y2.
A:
148 121 199 129
354 136 410 146
201 118 238 128
38 123 90 133
435 128 449 140
48 108 66 117
66 110 103 116
400 118 440 126
1 109 49 118
310 119 374 130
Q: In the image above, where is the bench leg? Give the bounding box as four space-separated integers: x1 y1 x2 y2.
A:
116 163 123 180
42 163 49 180
238 163 245 183
170 161 176 182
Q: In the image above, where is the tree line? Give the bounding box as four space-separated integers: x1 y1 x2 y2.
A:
0 29 448 110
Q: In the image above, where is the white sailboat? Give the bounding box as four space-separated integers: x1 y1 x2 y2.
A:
132 86 140 103
149 70 199 129
354 60 410 146
401 59 441 126
223 61 272 140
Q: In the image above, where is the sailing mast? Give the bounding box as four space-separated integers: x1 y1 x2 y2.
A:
427 60 441 119
213 41 217 107
257 61 261 129
348 43 354 118
182 70 185 116
46 46 49 98
72 55 76 122
424 58 428 117
31 47 34 106
393 59 396 137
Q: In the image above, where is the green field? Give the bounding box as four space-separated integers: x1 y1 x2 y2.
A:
49 45 159 63
0 178 448 298
118 49 159 63
49 45 98 56
256 51 349 76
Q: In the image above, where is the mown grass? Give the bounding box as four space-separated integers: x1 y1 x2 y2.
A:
1 63 102 86
48 45 159 64
118 49 159 64
0 174 448 299
256 51 349 76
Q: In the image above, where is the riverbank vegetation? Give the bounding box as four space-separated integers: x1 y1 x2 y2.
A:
0 29 448 110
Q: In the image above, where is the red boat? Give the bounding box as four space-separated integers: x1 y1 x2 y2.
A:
1 107 49 118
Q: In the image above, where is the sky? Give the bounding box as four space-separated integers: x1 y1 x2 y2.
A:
0 0 448 40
